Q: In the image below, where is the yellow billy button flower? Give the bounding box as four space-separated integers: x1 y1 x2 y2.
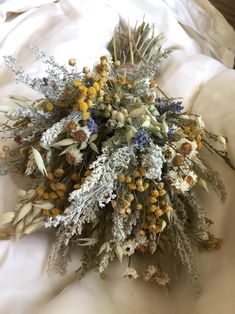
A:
79 85 88 96
136 204 143 210
57 190 65 198
149 79 155 88
136 185 145 192
159 190 167 196
117 75 126 85
114 60 121 67
149 224 158 233
42 209 50 216
127 183 137 190
82 111 90 120
197 142 203 149
151 190 159 197
135 178 143 186
117 173 125 182
93 82 100 91
54 168 64 177
119 208 126 215
36 188 44 197
83 67 90 74
131 170 140 177
125 175 132 183
155 209 164 217
49 192 58 200
68 58 76 66
147 94 154 102
138 229 145 237
111 200 117 208
123 200 131 209
45 102 54 111
148 196 157 203
143 182 149 190
51 208 60 216
43 192 50 200
88 87 97 97
138 167 145 176
72 80 81 87
148 205 157 212
79 101 89 112
127 193 134 201
106 104 112 112
73 183 81 190
55 183 66 191
84 170 92 177
125 208 131 215
165 206 173 213
71 173 79 180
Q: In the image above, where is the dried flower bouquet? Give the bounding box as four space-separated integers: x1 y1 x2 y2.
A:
0 21 234 285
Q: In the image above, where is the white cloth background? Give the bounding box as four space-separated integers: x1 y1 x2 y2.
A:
0 1 235 313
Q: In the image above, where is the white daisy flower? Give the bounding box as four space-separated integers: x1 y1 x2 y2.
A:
123 267 139 279
122 239 137 256
174 138 198 159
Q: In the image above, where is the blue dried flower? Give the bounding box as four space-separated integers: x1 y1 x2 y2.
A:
167 126 175 137
133 129 148 149
85 78 94 88
87 118 98 133
157 101 183 115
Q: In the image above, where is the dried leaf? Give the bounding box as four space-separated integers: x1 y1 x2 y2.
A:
89 143 99 154
196 116 205 128
128 107 145 118
15 220 24 239
53 139 75 147
98 242 110 255
199 179 209 193
80 142 87 150
14 203 32 224
32 147 47 176
126 130 135 145
46 150 53 164
0 230 11 240
32 216 44 223
77 238 98 246
161 119 168 134
0 105 11 113
88 134 98 144
115 112 125 123
17 189 27 197
23 220 44 235
25 207 41 225
33 201 54 210
218 136 227 149
161 220 167 231
9 95 30 102
115 245 124 262
0 211 15 225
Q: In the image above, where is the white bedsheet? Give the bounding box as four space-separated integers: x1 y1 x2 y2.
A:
0 1 235 313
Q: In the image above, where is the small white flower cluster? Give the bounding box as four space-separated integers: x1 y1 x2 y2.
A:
112 211 139 245
40 112 81 148
9 107 52 125
46 145 136 243
123 267 139 279
141 142 164 180
4 46 83 102
143 265 170 285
